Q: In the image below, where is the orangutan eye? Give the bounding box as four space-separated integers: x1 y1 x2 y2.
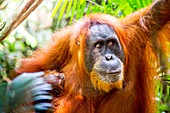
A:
108 39 116 47
95 41 104 49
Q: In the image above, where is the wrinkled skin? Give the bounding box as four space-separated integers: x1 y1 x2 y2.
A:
85 24 125 84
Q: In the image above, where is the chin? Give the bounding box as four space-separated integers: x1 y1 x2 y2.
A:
90 70 124 93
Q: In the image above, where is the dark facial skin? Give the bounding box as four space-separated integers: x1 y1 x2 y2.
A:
85 24 125 83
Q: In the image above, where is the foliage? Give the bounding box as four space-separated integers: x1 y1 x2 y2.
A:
0 0 53 79
156 74 170 112
0 0 169 112
0 29 37 79
51 0 152 26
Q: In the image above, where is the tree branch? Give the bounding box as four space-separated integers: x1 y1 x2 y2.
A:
0 0 43 42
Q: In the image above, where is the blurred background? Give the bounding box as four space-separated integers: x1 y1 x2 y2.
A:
0 0 169 112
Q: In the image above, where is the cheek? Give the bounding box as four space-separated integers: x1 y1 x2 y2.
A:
84 51 95 72
84 49 101 72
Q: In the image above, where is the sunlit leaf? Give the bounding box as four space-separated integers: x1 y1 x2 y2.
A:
76 0 81 19
69 0 77 25
51 0 63 18
79 1 86 18
57 0 68 25
66 0 73 18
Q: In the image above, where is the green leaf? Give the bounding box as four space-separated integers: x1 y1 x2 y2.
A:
158 104 170 111
123 4 133 16
114 2 129 17
139 0 144 8
132 0 139 9
101 0 106 6
126 0 136 11
76 0 81 19
51 0 63 18
79 1 86 18
66 0 73 18
164 86 169 102
142 0 148 6
69 0 77 25
86 2 92 14
57 0 68 25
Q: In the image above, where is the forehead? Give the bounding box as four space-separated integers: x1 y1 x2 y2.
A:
89 24 116 38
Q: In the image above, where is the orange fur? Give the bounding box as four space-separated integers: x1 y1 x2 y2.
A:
90 70 123 92
15 0 170 113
